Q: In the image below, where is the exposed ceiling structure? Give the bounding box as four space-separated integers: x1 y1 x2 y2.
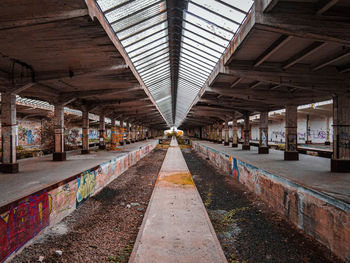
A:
95 0 253 126
0 0 168 129
180 0 350 129
0 0 349 131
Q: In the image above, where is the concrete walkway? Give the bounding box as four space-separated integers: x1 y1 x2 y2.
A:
0 140 156 207
129 138 227 263
195 140 350 204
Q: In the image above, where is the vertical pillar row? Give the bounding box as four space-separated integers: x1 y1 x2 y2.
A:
306 114 312 144
224 120 229 146
325 116 331 145
258 111 269 154
111 118 118 150
331 95 350 172
232 119 238 147
284 105 299 160
242 113 250 150
53 104 66 161
81 108 90 154
0 92 19 172
126 122 131 144
99 113 106 149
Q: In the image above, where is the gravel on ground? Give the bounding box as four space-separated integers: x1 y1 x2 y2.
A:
10 148 166 263
182 148 342 263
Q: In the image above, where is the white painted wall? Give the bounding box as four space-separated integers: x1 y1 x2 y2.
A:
250 114 333 144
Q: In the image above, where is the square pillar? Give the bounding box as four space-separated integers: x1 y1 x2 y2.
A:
224 120 229 146
111 118 118 150
305 114 312 144
331 96 350 172
53 104 66 161
242 113 250 150
218 124 223 144
126 122 131 144
259 111 269 154
81 108 89 154
285 105 299 160
325 116 331 145
99 113 106 149
0 92 19 173
119 120 124 146
232 119 238 147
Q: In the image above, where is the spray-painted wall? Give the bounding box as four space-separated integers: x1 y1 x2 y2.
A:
0 140 158 263
0 119 100 150
191 141 349 262
229 114 333 144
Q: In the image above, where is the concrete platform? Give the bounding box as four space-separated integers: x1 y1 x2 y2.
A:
192 140 350 262
195 140 349 204
129 138 227 263
0 140 157 208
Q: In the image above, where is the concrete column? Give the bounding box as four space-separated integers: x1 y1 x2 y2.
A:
218 124 223 144
285 105 299 160
224 120 229 146
331 96 350 172
242 113 250 150
119 120 125 146
126 122 131 144
111 118 118 150
259 111 269 154
325 116 331 145
232 119 238 147
305 114 312 144
81 108 89 154
99 113 106 149
0 92 18 173
53 104 66 161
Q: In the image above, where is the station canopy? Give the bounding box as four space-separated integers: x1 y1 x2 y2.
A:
96 0 253 127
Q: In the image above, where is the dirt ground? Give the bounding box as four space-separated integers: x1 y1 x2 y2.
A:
182 148 343 263
10 148 166 263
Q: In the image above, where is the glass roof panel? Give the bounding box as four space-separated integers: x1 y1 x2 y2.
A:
96 0 253 127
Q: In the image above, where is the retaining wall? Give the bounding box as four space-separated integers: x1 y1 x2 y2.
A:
191 141 350 262
0 140 158 263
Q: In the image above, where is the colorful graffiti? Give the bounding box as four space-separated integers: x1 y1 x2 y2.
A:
76 170 97 207
18 126 41 146
229 156 240 181
0 192 52 262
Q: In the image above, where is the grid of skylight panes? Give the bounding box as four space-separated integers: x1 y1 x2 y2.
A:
96 0 172 125
174 0 254 127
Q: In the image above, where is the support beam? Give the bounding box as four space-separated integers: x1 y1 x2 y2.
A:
331 95 350 172
81 108 90 154
110 118 118 150
53 104 66 161
283 42 327 70
232 119 238 147
284 105 299 160
316 0 339 15
0 92 18 173
254 35 293 67
99 113 106 149
259 111 269 154
242 113 251 150
305 114 312 144
224 118 229 146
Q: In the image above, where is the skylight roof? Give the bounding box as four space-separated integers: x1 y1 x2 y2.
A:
95 0 253 127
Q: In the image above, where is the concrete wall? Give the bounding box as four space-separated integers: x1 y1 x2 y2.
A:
0 140 158 263
239 114 333 144
191 141 349 262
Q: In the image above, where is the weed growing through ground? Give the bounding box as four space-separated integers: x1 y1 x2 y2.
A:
108 240 135 263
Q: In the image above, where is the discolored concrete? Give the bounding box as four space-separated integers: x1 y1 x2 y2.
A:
130 138 227 263
0 140 157 208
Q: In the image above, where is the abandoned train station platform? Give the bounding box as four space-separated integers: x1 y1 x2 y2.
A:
1 0 350 262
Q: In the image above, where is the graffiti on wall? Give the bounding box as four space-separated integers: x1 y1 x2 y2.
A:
18 127 41 146
229 156 240 181
0 192 52 262
76 169 97 207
